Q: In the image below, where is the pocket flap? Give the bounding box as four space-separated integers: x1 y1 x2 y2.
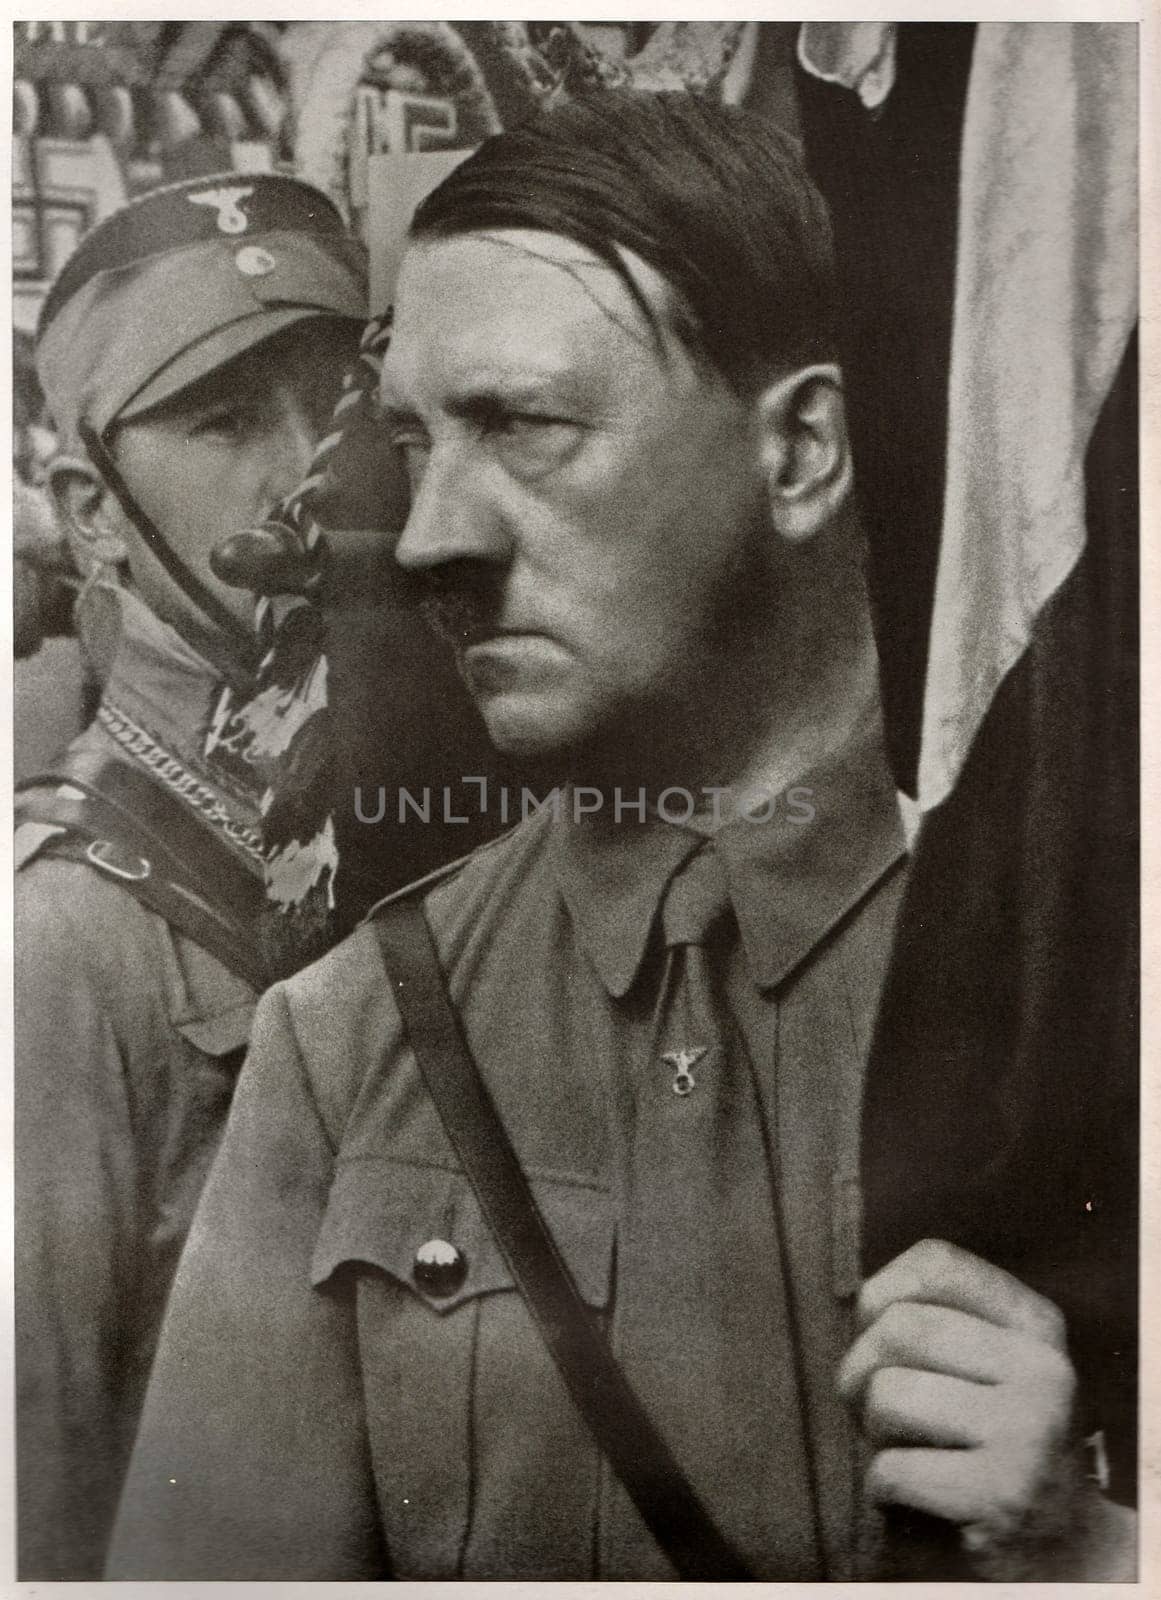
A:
311 1158 615 1313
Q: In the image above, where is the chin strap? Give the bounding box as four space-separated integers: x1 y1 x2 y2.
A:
78 418 260 689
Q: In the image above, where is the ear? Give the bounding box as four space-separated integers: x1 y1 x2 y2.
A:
755 364 853 542
45 454 129 578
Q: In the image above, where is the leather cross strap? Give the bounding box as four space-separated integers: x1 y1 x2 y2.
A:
18 822 269 995
17 752 269 991
373 898 754 1582
20 748 265 910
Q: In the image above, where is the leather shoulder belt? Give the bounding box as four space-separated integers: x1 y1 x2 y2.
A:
373 897 754 1581
17 748 269 991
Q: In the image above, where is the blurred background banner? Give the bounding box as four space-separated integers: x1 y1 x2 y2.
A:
366 148 474 316
11 18 771 459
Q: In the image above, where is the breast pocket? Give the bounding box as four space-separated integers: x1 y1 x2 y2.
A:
311 1157 615 1579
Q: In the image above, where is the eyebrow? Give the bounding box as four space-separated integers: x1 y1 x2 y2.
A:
379 368 597 423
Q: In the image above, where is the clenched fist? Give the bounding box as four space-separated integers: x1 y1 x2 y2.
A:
839 1239 1132 1578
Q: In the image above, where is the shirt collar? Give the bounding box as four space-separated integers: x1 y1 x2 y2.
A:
551 697 908 998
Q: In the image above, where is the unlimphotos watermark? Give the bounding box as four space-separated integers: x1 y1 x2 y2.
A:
353 779 816 828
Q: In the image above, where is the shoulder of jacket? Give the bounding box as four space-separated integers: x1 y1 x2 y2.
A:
14 837 175 1016
360 817 535 923
14 819 68 872
361 852 475 919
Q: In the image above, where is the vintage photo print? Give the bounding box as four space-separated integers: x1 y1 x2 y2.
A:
6 6 1151 1593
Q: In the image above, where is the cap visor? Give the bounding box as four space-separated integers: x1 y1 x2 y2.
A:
116 308 331 423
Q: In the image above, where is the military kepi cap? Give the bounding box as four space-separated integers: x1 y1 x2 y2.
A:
36 171 367 446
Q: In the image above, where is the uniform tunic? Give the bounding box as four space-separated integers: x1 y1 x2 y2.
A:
108 708 907 1580
15 591 262 1580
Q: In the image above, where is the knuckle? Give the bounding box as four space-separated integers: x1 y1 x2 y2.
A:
1032 1296 1068 1346
1007 1280 1067 1346
836 1347 863 1403
855 1279 877 1325
919 1236 958 1266
1046 1358 1078 1421
911 1236 960 1283
864 1366 907 1438
878 1298 913 1347
865 1451 899 1503
1027 1342 1075 1398
865 1366 893 1414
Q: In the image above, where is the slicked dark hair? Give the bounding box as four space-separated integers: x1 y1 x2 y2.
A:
410 89 838 394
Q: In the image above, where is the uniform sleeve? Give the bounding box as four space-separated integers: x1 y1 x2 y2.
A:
15 867 146 1581
106 982 387 1580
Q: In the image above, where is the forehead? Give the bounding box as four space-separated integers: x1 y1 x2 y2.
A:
381 229 681 401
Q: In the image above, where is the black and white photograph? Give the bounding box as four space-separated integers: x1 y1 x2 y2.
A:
8 12 1145 1586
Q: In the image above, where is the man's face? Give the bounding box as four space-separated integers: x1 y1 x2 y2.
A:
381 230 779 772
110 318 355 645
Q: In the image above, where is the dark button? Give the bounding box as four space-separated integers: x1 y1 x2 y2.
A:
413 1238 467 1297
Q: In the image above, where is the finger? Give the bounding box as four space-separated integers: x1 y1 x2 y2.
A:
866 1445 994 1526
858 1240 1067 1348
861 1366 991 1449
839 1300 1012 1403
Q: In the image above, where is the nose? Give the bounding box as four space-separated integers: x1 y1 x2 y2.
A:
264 388 323 508
394 443 512 573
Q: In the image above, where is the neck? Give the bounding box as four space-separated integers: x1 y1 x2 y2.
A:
721 622 882 802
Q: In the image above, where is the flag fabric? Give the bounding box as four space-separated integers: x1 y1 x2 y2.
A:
798 20 1140 1522
918 22 1138 811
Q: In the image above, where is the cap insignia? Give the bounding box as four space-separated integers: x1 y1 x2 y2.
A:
236 245 276 277
188 184 254 235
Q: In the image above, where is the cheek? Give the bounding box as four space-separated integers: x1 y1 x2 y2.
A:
149 451 272 555
111 433 276 637
498 400 765 677
585 401 760 547
573 434 764 614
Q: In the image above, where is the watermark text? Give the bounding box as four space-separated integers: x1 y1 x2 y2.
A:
353 779 816 828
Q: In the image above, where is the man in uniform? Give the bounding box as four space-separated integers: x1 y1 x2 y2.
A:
108 94 1134 1581
15 172 366 1579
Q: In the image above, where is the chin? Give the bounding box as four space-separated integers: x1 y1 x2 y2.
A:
480 711 570 764
477 693 595 768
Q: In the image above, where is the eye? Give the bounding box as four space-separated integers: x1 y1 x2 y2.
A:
188 401 260 443
381 418 430 493
385 420 429 454
488 411 582 470
493 412 566 436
